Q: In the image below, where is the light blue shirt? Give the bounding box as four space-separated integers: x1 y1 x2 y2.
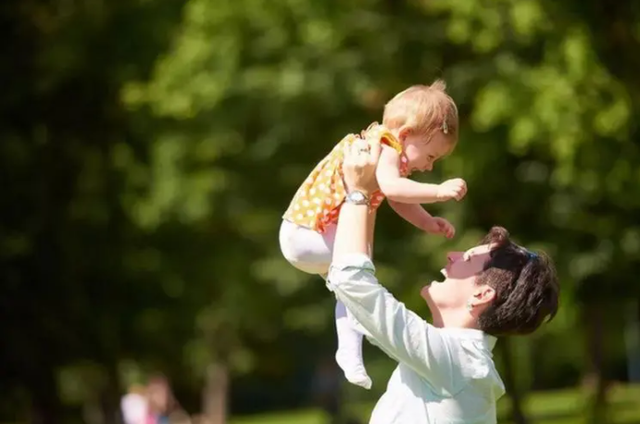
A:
328 254 505 424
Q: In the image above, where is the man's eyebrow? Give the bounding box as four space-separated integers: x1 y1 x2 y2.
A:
463 248 477 260
467 244 494 258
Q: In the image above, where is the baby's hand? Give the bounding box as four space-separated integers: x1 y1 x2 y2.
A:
436 178 467 202
423 217 456 239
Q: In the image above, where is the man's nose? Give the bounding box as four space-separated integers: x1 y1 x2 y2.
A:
447 251 464 263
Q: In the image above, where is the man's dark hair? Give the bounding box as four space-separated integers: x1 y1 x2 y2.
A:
475 226 559 336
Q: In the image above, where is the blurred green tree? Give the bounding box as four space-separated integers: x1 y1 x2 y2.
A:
1 0 639 422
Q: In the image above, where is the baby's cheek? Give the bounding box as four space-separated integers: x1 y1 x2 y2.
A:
405 148 419 164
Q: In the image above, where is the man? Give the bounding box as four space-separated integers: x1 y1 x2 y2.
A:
327 138 559 423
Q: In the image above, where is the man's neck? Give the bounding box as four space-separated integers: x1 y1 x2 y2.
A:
432 309 479 330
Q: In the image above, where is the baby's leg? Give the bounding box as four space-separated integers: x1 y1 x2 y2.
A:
333 210 377 389
334 300 372 389
279 220 371 389
279 219 334 274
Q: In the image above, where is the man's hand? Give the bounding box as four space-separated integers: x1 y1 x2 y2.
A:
333 137 381 263
436 178 467 202
423 217 456 239
342 138 382 195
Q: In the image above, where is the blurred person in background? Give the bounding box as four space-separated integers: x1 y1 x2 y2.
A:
120 384 149 424
146 374 183 424
121 374 187 424
327 138 559 423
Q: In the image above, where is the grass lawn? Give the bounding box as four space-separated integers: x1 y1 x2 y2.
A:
231 384 640 424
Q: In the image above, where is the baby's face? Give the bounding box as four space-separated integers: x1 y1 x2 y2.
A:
403 132 453 173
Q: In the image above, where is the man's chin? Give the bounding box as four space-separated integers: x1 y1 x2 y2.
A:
420 285 433 303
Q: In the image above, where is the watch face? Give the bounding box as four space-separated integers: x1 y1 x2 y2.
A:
348 191 367 203
351 192 365 201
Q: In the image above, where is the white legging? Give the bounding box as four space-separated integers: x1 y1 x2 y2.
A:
279 219 336 275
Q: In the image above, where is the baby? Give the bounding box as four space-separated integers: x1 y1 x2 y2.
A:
279 80 467 389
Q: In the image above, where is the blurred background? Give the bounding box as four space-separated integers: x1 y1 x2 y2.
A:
1 0 640 423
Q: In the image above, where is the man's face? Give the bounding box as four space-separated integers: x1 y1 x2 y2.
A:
421 243 494 312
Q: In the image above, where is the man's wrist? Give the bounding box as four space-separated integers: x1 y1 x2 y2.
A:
348 186 374 195
345 190 371 206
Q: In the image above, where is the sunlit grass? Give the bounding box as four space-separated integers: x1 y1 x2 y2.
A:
496 384 640 424
231 385 640 424
232 409 326 424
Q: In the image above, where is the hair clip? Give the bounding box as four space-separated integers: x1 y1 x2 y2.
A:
527 250 538 260
441 120 449 134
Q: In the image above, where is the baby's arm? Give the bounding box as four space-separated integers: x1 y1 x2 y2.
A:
387 201 433 231
375 145 466 204
388 200 456 239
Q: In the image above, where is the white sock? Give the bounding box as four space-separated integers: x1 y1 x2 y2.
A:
334 300 372 389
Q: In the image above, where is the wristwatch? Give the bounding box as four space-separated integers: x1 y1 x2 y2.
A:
345 190 370 205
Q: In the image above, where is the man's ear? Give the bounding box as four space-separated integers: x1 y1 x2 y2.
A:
473 285 495 307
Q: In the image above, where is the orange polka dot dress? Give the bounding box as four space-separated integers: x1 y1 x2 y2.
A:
283 123 410 233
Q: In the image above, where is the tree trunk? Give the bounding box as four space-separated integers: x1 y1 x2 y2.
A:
100 365 122 424
202 361 229 424
625 299 640 382
497 339 528 424
584 303 609 424
28 365 62 424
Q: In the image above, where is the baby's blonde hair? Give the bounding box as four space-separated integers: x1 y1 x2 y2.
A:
382 80 459 142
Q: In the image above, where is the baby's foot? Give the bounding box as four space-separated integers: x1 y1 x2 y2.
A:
335 349 372 390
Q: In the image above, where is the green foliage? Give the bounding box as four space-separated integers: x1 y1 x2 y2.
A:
1 0 639 420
